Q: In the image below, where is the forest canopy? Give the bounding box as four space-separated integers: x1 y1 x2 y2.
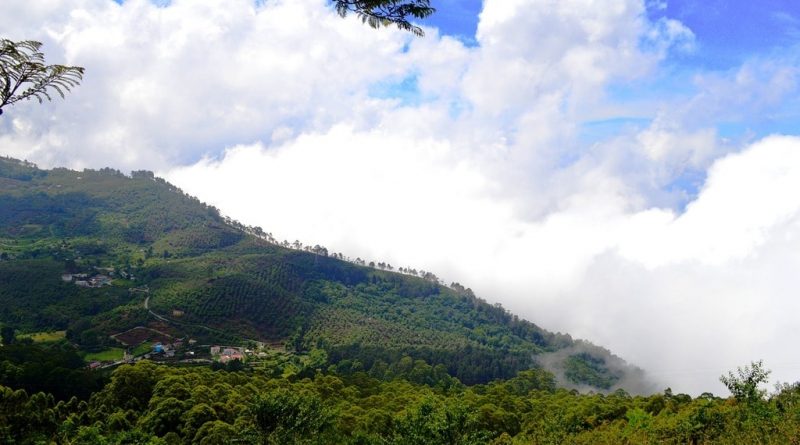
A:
1 357 799 444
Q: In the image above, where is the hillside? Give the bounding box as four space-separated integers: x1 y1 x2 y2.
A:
0 156 645 390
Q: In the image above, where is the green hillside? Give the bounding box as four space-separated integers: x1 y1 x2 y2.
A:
0 156 639 389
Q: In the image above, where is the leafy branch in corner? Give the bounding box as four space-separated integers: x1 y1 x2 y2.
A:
0 38 84 116
333 0 435 36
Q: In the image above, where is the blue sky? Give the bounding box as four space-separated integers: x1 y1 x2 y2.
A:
428 0 800 66
654 0 800 68
423 0 800 202
110 0 800 67
425 0 483 44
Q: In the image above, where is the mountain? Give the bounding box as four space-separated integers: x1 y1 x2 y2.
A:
0 156 647 391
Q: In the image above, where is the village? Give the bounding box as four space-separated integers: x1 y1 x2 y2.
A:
58 265 279 371
87 324 273 370
61 265 135 288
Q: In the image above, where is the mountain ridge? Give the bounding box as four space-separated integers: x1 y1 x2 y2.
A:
0 156 651 392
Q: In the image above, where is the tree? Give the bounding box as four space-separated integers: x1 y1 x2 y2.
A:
391 399 491 445
0 326 14 345
250 388 331 444
0 39 84 116
107 361 161 411
333 0 435 36
720 360 771 404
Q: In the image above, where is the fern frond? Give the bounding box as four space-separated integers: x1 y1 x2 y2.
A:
0 38 84 114
332 0 434 37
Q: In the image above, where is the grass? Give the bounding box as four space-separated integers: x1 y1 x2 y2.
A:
18 330 66 343
85 347 124 362
0 236 60 256
131 342 152 356
111 278 135 287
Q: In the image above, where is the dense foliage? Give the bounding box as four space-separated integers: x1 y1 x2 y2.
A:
0 341 106 400
1 359 798 444
0 157 631 389
0 160 798 443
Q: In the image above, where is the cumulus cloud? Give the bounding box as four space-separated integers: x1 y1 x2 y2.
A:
543 136 800 394
3 0 800 395
167 127 800 395
0 0 430 168
619 136 800 267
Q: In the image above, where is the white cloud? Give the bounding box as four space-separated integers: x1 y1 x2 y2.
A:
645 17 695 54
620 136 800 267
167 130 800 396
166 126 514 271
637 118 717 165
494 136 800 394
0 0 427 168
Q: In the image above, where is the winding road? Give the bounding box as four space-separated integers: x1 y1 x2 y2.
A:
143 295 169 322
142 294 259 343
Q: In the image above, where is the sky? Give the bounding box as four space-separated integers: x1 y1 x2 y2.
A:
2 0 800 395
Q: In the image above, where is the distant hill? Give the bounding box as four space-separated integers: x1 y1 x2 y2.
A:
0 156 649 391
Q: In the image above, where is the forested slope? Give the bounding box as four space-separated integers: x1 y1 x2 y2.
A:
0 156 640 389
2 359 798 445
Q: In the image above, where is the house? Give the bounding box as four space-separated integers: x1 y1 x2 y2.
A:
218 346 245 363
210 346 221 355
88 275 112 287
220 352 244 363
74 274 112 288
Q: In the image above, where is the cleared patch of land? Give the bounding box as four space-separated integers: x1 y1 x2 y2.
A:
131 342 153 356
17 330 66 343
112 326 173 346
84 347 124 362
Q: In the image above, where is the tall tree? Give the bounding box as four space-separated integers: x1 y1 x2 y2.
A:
720 360 771 404
251 389 331 445
332 0 435 36
0 39 84 116
0 326 14 345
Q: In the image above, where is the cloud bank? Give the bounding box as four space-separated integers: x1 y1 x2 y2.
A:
2 0 800 394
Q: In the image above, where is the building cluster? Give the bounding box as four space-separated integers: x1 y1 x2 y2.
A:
150 340 189 358
86 338 202 370
62 272 111 288
210 346 246 363
62 265 135 289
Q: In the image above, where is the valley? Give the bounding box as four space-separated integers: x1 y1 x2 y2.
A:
1 156 797 444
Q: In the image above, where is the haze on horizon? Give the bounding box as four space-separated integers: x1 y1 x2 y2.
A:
2 0 800 395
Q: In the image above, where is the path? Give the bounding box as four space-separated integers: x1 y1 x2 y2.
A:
142 294 260 343
144 295 169 323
